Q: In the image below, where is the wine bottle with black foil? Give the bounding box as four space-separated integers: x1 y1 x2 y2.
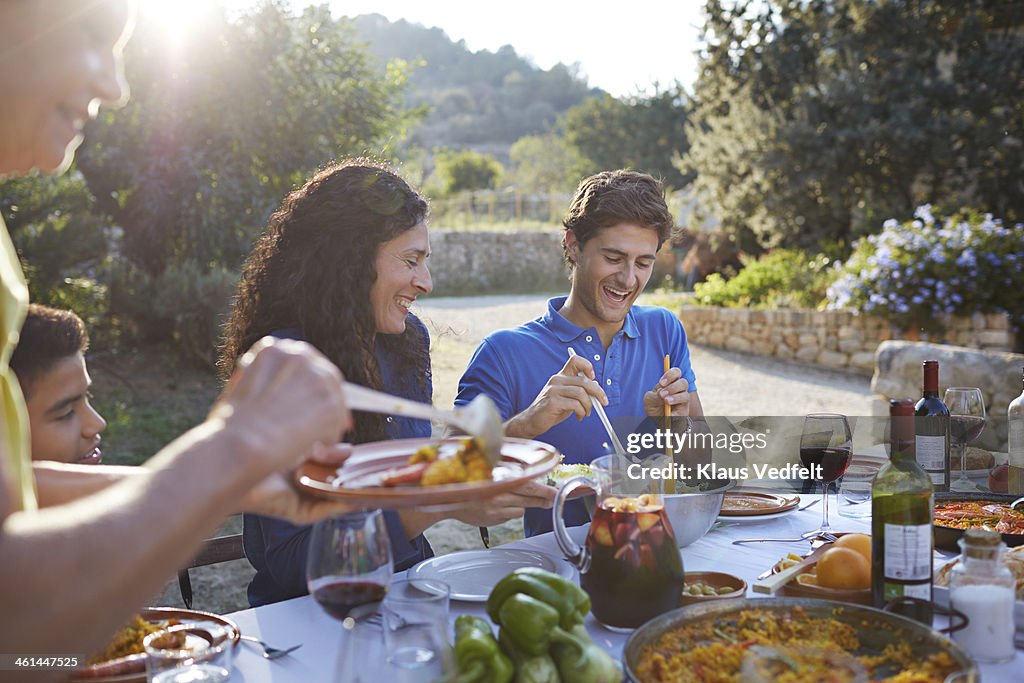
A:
1008 366 1024 496
872 398 934 625
915 360 950 492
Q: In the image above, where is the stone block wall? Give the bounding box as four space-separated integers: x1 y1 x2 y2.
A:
872 341 1024 416
677 306 1015 376
870 341 1024 449
429 230 568 295
428 229 680 295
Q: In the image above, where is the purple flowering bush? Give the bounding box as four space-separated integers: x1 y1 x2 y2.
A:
826 206 1024 335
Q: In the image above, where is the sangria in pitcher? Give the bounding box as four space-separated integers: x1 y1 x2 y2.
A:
553 454 684 630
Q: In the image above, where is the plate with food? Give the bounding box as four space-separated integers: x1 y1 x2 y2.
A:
623 598 977 682
72 608 239 682
407 548 574 601
716 490 799 521
934 544 1024 631
932 495 1024 551
769 533 874 606
295 436 560 508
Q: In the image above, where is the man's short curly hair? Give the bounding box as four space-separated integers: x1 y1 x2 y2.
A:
10 304 89 397
561 170 675 266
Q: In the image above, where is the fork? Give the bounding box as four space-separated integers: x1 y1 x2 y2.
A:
732 531 838 546
239 635 302 660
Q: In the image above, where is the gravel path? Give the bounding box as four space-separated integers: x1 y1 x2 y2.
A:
159 295 875 614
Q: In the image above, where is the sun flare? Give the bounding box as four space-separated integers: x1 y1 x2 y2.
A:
139 0 214 44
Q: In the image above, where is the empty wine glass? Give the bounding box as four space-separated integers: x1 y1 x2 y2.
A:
944 387 986 493
307 510 393 680
800 414 853 537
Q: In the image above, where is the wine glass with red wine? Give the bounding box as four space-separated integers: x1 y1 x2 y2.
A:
800 413 853 537
307 510 393 623
944 387 986 493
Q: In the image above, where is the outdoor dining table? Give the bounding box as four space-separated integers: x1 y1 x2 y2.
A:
226 494 1024 681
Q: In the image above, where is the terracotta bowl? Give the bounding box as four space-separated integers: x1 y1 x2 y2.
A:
680 571 747 606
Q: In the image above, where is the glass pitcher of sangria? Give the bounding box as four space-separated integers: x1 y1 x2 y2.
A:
552 454 684 630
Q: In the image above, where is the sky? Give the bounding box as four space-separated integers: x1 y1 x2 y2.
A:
146 1 709 97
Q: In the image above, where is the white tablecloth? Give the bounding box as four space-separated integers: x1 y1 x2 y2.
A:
226 495 1023 681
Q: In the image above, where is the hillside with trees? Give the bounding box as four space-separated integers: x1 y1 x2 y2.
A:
351 13 597 150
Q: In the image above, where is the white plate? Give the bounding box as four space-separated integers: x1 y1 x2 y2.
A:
715 506 798 524
407 548 575 601
934 556 1024 633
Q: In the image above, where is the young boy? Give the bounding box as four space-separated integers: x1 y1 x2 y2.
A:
9 304 106 464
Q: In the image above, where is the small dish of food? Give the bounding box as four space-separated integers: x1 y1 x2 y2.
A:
680 571 746 605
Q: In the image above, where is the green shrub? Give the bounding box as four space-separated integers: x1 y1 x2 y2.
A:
693 249 835 309
110 260 238 368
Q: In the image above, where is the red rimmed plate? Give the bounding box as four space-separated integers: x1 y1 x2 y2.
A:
719 491 799 517
72 607 240 682
295 437 561 508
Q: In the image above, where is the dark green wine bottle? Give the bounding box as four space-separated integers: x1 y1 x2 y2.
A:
872 398 934 625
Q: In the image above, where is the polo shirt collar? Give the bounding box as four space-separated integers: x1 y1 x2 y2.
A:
544 296 641 342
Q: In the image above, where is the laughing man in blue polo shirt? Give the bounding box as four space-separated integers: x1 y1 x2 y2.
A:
455 170 704 537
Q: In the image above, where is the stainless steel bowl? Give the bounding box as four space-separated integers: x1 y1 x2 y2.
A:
662 479 735 547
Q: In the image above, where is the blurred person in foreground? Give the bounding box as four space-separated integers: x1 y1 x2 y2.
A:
455 170 705 536
220 159 556 606
0 0 357 665
10 304 106 465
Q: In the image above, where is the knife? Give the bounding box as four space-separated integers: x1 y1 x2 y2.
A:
752 541 833 594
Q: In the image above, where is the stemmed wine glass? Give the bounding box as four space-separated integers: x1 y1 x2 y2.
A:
799 413 853 537
307 510 393 679
944 387 987 493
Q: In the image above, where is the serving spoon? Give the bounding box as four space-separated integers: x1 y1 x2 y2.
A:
344 385 504 466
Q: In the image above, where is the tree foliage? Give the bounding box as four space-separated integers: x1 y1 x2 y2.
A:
78 4 412 279
431 149 505 195
4 3 415 360
684 0 1024 252
561 86 693 189
1 172 112 332
508 134 588 194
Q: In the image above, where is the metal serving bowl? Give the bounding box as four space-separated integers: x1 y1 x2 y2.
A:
662 478 735 547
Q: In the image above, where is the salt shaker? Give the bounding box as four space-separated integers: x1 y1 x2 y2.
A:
948 529 1016 663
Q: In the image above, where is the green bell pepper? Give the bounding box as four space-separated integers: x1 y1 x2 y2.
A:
453 614 514 683
497 597 619 683
498 627 560 683
486 567 591 629
549 623 620 683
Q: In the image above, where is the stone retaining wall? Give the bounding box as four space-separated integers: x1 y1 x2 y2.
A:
429 230 568 295
677 306 1015 376
428 230 678 295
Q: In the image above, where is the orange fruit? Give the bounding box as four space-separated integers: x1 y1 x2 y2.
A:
834 533 871 564
815 547 871 590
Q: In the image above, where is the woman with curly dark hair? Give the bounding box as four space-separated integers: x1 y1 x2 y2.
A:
220 158 434 606
222 158 555 606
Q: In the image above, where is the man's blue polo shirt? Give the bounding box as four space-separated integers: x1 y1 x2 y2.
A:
455 296 697 536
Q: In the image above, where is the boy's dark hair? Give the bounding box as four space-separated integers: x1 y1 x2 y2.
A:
561 170 675 266
10 304 89 397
